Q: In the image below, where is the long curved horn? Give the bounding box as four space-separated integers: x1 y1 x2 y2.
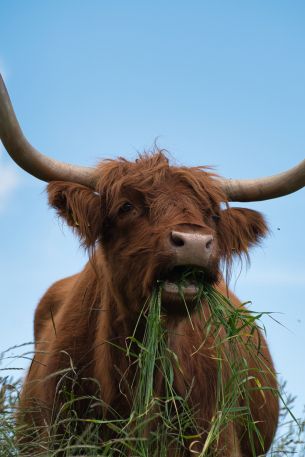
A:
219 159 305 202
0 74 96 187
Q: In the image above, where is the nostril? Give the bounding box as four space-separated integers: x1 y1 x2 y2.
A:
170 231 185 247
205 237 214 251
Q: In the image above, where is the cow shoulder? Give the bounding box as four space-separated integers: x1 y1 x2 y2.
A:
34 273 79 342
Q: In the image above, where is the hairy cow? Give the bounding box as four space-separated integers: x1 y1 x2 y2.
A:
1 74 305 455
17 152 278 456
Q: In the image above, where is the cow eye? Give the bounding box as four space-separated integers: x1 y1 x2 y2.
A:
211 214 220 223
119 202 134 214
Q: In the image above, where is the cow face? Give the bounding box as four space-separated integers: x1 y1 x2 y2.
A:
48 152 267 314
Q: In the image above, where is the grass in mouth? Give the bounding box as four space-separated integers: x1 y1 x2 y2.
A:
0 275 304 456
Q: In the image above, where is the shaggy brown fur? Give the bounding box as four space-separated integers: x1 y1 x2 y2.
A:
19 152 279 456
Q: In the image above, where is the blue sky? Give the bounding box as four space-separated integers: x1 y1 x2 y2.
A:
0 1 305 417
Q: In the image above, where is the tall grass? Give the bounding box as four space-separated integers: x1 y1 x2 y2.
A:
0 283 304 456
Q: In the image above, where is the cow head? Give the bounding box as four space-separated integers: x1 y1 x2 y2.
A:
47 152 267 314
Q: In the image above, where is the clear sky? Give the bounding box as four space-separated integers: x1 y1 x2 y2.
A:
0 1 305 418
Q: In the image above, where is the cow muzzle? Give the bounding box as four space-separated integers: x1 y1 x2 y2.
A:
160 229 217 312
170 230 214 267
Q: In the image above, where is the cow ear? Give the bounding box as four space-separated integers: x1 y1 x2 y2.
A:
47 181 103 247
217 207 268 259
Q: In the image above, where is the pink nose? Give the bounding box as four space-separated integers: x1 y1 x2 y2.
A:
170 231 214 267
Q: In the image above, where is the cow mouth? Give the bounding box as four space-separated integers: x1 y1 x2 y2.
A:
161 266 205 294
157 265 215 314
